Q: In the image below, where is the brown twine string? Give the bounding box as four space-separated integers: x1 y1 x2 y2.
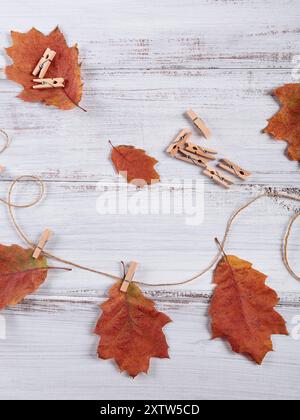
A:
3 175 299 287
283 209 300 281
0 129 11 154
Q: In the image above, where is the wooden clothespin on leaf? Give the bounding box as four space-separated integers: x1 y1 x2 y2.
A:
33 229 52 259
186 109 212 139
218 159 251 180
33 78 65 89
120 261 138 293
32 48 65 90
32 48 56 79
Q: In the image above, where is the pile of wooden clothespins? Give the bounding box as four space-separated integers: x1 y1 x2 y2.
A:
166 110 251 189
32 48 64 89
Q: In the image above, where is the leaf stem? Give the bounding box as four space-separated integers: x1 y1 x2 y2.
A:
108 140 129 162
215 238 234 274
47 267 73 272
63 89 87 113
215 238 228 261
120 261 126 280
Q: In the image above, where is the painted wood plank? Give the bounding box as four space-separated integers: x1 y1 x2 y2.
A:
0 295 299 400
0 0 300 70
0 69 299 185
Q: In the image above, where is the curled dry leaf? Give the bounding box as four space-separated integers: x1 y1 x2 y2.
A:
0 244 48 310
5 27 83 110
264 84 300 162
94 281 171 377
210 255 288 364
111 144 160 187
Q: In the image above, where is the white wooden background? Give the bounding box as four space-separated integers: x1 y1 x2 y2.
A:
0 0 299 401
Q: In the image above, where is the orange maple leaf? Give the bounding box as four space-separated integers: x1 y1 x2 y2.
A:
5 27 83 110
111 144 160 187
209 255 288 364
0 244 48 309
264 84 300 162
94 281 171 377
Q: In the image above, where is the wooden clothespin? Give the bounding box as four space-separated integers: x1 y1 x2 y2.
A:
186 109 212 139
184 141 217 160
203 166 234 189
218 159 251 180
33 78 65 89
166 129 192 157
176 149 208 168
32 48 56 79
120 261 138 293
33 229 52 259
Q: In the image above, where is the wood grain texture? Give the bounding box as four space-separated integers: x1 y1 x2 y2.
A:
0 0 299 400
1 0 300 71
1 293 300 400
0 68 300 184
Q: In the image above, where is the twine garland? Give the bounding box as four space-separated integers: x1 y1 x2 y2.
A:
0 129 10 154
4 176 300 287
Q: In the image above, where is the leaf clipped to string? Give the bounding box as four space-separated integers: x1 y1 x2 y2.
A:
94 281 171 377
209 248 288 364
264 84 300 162
0 244 70 309
5 27 84 111
110 142 160 187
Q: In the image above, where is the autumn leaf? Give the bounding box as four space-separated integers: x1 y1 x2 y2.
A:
264 84 300 162
209 255 288 364
5 27 83 110
94 281 171 377
111 144 160 187
0 244 49 309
